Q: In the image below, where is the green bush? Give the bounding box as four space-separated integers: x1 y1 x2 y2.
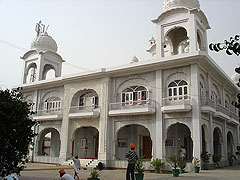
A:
150 158 164 169
168 155 179 169
135 156 145 174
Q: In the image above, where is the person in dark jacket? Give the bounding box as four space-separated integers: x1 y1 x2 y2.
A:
125 143 138 180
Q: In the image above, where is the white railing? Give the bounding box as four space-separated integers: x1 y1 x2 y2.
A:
162 95 191 106
109 100 155 111
201 97 239 121
35 109 62 116
69 105 99 113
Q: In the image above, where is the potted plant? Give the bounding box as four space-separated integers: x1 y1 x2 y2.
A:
229 154 237 166
192 157 200 173
168 154 180 177
150 158 164 173
178 157 186 173
135 156 145 180
212 154 221 167
201 152 211 170
87 168 100 180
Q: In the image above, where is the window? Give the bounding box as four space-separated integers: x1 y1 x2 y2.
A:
44 97 61 112
168 80 188 100
121 85 149 105
79 92 98 109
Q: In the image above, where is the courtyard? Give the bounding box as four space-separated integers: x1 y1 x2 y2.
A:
16 163 240 180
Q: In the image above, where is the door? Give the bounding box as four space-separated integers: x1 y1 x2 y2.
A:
142 136 152 159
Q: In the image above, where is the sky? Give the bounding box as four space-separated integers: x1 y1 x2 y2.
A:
0 0 240 89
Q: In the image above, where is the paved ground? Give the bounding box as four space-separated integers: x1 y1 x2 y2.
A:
14 163 240 180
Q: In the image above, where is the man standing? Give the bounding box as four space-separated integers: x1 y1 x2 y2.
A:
72 155 81 180
125 144 138 180
180 145 186 159
59 169 74 180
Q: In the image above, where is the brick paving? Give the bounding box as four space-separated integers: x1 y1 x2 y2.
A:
16 163 240 180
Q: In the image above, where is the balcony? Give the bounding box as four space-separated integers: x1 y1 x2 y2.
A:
161 96 191 113
33 109 63 121
69 105 100 118
201 97 239 123
200 98 216 114
109 100 155 116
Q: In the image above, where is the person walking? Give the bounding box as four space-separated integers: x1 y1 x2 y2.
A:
59 169 74 180
72 155 81 180
125 143 138 180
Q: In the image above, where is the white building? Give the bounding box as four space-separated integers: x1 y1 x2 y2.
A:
17 0 240 171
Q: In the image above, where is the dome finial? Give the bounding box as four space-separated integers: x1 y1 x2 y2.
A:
131 54 139 64
35 20 49 36
163 0 200 12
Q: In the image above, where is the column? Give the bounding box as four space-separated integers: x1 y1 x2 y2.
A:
59 86 71 162
155 70 164 159
223 121 227 161
190 64 201 159
209 114 213 163
98 77 110 164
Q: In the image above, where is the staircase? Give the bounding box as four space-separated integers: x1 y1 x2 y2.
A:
61 159 99 168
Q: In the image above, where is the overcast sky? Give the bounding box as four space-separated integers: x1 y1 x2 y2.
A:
0 0 239 89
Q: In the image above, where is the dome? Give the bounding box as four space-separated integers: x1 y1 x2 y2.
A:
163 0 200 12
31 32 58 52
231 73 240 84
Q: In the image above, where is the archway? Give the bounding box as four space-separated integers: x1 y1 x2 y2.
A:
166 123 193 162
37 128 60 157
73 127 99 159
227 131 234 159
213 127 223 156
115 124 152 160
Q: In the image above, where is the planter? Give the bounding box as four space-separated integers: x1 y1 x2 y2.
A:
87 178 100 180
135 173 144 180
180 169 185 174
154 168 160 174
172 169 180 177
194 167 200 173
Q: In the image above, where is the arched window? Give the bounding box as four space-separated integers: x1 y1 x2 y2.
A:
211 91 218 104
26 63 37 83
79 92 98 109
168 80 188 100
44 97 61 112
121 85 149 105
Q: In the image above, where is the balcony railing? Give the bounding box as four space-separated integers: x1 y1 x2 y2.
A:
35 108 62 116
109 100 155 111
201 97 239 122
109 100 155 116
162 95 191 106
69 105 99 113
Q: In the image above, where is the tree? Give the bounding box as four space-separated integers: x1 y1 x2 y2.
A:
209 35 240 108
0 88 38 177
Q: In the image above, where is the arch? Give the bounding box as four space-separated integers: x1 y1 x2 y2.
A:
225 94 231 110
167 79 188 100
197 29 205 51
25 63 37 83
115 124 152 160
213 127 223 156
165 26 189 55
36 128 60 157
227 131 234 160
42 64 56 80
165 122 193 162
72 126 99 159
70 89 99 113
117 78 150 94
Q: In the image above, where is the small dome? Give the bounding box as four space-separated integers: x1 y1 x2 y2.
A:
131 55 139 64
163 0 200 12
31 32 58 52
231 73 240 84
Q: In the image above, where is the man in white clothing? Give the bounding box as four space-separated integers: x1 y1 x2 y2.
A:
72 154 81 180
59 169 74 180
